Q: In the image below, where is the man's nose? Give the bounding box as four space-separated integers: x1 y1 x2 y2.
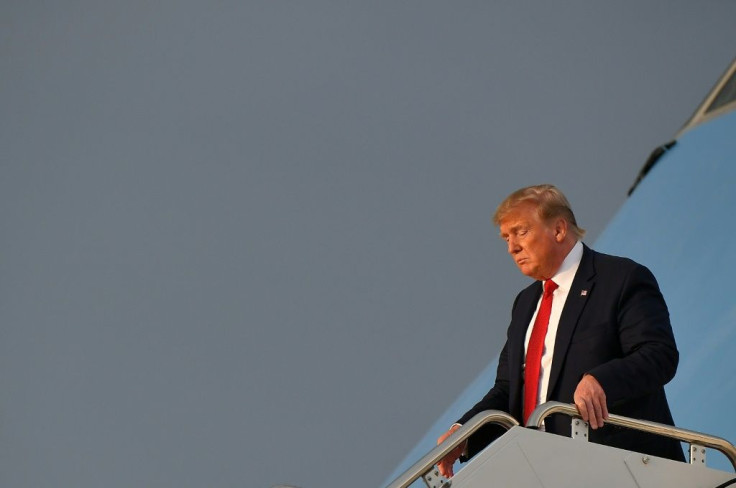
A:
507 238 520 254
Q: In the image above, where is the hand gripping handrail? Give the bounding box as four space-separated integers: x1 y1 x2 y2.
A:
527 401 736 471
385 410 519 488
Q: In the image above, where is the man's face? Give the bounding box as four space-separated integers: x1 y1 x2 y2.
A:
498 202 563 281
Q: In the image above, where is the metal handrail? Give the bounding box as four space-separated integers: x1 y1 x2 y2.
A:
385 410 520 488
527 401 736 471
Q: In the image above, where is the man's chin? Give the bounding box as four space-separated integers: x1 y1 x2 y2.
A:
517 264 540 279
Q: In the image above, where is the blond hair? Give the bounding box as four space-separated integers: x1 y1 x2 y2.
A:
493 184 586 240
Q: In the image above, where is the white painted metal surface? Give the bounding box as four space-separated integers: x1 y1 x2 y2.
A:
452 427 735 488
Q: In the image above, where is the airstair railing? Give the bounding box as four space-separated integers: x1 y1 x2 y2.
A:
527 401 736 471
387 402 736 488
385 410 519 488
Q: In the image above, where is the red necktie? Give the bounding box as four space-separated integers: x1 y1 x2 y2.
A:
523 279 558 425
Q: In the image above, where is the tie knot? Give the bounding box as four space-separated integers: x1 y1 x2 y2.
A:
544 279 558 297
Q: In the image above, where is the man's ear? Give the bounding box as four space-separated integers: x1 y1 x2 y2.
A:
554 218 568 242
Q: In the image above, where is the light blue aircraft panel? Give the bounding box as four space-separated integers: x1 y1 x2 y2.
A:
595 108 736 471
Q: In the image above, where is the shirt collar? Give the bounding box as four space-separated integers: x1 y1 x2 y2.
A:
544 240 583 293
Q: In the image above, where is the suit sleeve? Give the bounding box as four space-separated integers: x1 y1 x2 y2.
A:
455 289 526 459
454 339 511 459
456 285 526 426
587 264 678 405
456 340 511 425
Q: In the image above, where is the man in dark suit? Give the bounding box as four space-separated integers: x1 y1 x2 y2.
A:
437 184 684 478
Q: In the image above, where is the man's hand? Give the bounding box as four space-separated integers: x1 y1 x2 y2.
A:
573 374 609 429
436 424 465 478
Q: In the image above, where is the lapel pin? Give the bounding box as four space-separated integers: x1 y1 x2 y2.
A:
580 290 588 296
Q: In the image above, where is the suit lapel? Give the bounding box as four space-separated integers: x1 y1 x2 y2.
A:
508 282 542 418
546 245 596 398
510 284 542 358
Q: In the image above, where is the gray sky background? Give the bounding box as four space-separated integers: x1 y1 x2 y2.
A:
1 2 735 488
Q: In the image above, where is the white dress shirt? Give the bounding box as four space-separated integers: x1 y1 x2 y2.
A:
523 240 584 407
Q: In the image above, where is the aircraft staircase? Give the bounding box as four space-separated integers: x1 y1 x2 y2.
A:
386 402 736 488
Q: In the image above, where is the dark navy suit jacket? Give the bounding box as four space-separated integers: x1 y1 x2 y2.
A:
457 245 685 461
